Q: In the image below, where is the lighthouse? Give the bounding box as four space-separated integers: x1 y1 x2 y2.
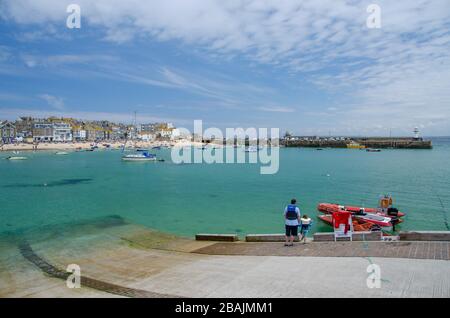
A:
413 127 421 140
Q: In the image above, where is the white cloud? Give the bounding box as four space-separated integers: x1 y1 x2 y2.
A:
21 54 118 68
258 106 295 113
38 94 65 110
1 0 450 134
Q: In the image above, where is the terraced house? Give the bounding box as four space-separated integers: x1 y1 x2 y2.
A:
0 121 16 144
15 116 34 141
52 123 72 142
32 122 54 142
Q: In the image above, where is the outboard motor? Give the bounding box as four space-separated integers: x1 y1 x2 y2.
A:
390 216 400 232
387 207 399 217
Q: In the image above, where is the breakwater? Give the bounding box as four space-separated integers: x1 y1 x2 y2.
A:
282 137 432 149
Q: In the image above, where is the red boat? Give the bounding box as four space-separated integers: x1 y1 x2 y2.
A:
318 195 406 230
318 214 380 232
318 214 397 236
317 203 405 218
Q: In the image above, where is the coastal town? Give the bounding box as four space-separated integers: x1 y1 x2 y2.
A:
0 116 181 145
1 116 433 151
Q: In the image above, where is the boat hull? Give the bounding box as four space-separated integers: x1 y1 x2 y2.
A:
318 215 392 233
122 157 156 162
318 203 405 217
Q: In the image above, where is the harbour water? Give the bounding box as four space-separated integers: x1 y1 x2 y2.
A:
1 137 449 239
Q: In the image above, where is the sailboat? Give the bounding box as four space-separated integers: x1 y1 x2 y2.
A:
122 152 157 161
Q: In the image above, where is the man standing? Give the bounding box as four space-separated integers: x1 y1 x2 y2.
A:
284 198 301 246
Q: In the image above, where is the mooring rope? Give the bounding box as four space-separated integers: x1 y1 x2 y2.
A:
432 187 450 231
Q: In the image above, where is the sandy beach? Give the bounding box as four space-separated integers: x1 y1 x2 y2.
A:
0 140 207 152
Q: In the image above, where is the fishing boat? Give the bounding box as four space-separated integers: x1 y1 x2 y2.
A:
6 156 28 160
122 152 157 162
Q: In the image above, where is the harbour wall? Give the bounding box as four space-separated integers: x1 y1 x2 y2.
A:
195 231 450 242
282 137 432 149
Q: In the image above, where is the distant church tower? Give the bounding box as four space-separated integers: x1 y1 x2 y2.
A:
413 127 421 140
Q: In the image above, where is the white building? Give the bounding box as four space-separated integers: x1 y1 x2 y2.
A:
53 123 73 142
138 132 156 142
157 128 172 138
73 129 87 141
170 128 181 140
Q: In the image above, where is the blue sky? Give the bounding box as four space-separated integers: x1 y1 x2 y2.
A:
1 0 450 136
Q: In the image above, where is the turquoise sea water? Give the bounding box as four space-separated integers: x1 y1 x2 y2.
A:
1 138 450 238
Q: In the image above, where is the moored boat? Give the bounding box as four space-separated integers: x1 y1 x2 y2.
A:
55 151 69 155
318 195 405 229
318 214 383 232
353 212 394 228
346 141 365 149
244 146 259 152
6 156 28 160
122 152 157 161
317 201 405 218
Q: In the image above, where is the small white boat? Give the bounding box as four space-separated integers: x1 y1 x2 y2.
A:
122 152 157 162
6 156 28 160
244 146 259 152
55 151 69 155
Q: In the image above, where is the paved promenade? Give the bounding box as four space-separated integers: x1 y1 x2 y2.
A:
193 241 450 260
1 222 449 298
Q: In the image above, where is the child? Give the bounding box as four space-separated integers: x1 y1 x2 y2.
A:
299 214 313 244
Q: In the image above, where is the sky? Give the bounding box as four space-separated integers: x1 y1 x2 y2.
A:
0 0 450 136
